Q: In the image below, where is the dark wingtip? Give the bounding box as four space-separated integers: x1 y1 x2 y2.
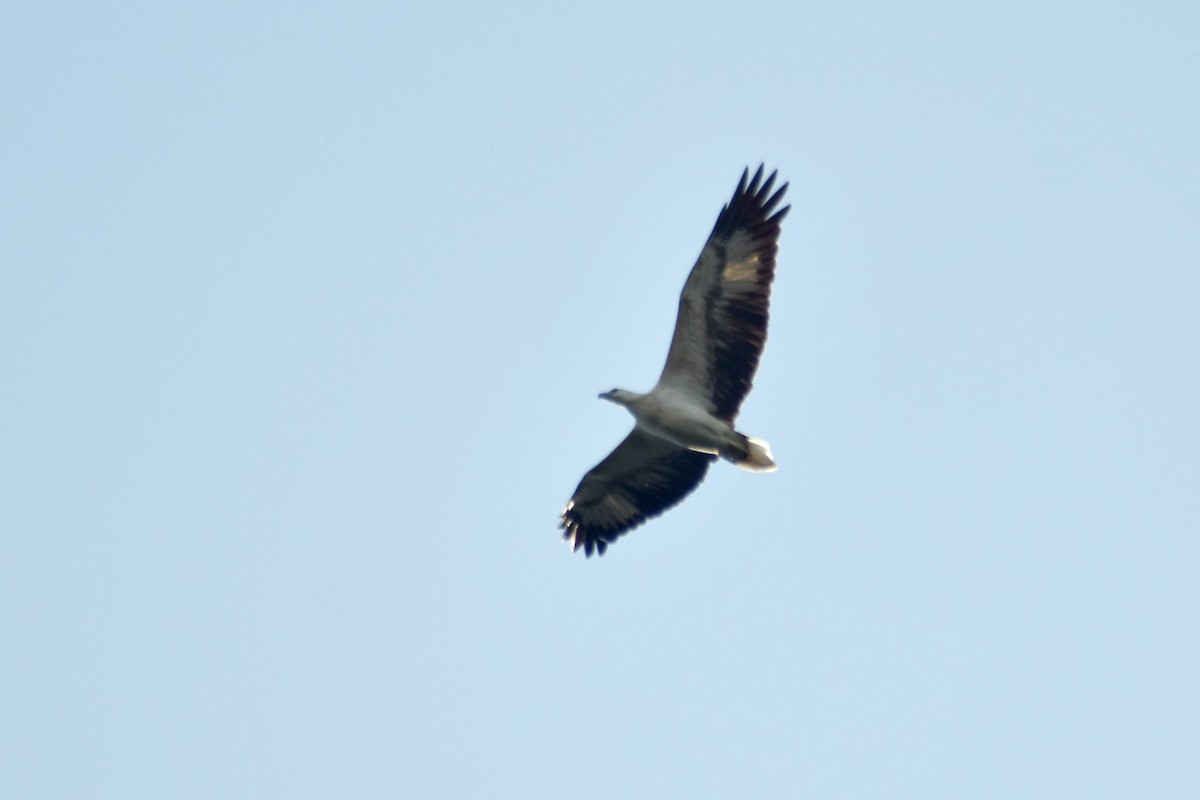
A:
712 164 789 237
767 179 791 224
559 511 608 559
735 167 750 196
758 170 777 201
748 163 765 192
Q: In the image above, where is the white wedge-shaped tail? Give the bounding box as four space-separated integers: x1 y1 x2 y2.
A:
739 437 777 472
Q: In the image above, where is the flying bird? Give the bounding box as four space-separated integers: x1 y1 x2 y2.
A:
560 165 789 556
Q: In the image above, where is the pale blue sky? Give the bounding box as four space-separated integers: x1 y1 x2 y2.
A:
3 2 1198 797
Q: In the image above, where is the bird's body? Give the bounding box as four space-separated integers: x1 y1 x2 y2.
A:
617 387 731 455
601 387 776 469
561 166 789 556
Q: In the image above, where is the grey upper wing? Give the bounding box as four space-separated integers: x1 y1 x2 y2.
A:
656 166 789 422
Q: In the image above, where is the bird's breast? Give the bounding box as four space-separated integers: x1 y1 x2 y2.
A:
632 393 730 454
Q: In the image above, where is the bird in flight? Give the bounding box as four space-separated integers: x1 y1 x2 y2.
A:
560 165 789 556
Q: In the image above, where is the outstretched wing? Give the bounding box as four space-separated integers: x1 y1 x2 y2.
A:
656 165 789 422
560 428 715 557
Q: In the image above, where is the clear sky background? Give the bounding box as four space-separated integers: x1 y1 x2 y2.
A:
3 2 1198 797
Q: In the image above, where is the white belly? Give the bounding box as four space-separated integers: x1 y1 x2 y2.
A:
632 391 732 454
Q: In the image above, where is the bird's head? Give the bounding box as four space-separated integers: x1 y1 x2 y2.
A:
598 388 635 407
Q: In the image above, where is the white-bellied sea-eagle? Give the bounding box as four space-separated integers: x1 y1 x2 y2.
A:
560 165 789 556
